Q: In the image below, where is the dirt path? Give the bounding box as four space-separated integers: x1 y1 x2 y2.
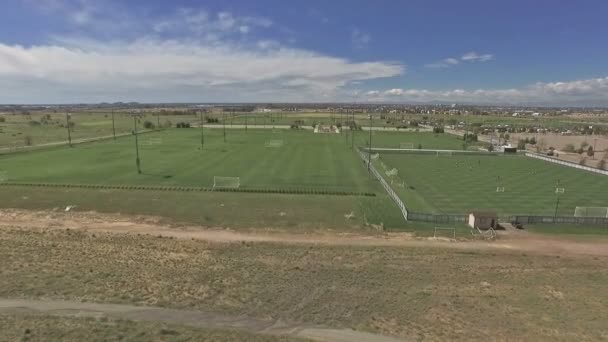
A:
1 209 608 257
0 298 404 342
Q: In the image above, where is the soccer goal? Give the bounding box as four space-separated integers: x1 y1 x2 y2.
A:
385 168 398 177
436 151 453 157
434 227 456 240
555 187 565 194
371 153 380 160
0 171 7 182
400 142 414 149
213 176 240 189
574 207 608 218
143 137 163 146
265 140 284 148
496 187 505 193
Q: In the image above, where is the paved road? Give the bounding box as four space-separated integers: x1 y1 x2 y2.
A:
0 130 157 154
201 124 430 132
0 298 405 342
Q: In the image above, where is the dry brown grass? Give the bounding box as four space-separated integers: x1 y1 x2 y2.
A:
1 227 608 341
0 313 299 341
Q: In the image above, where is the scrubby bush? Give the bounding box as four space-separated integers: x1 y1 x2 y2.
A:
143 121 155 129
587 146 594 157
517 139 526 150
432 126 444 133
176 122 191 128
0 117 6 122
563 143 576 153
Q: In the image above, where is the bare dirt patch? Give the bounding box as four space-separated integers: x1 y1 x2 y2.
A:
1 209 608 257
509 132 608 167
1 210 608 340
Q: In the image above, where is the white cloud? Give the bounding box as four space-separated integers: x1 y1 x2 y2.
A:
351 29 371 48
425 57 460 69
461 51 494 62
0 38 403 103
151 8 272 39
363 77 608 105
426 53 493 69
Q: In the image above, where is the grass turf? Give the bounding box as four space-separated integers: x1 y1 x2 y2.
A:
378 153 608 216
0 314 299 342
0 129 375 192
2 227 607 341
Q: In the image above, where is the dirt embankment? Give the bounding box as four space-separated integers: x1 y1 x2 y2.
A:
1 209 608 257
509 133 608 167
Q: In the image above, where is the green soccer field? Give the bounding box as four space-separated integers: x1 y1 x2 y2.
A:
377 152 608 216
0 128 378 192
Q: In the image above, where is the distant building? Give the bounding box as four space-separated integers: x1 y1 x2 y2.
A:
468 211 498 230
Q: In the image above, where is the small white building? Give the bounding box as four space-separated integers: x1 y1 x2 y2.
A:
468 211 498 230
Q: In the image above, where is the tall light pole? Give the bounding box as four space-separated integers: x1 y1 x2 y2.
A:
351 109 355 150
199 111 204 150
157 110 160 129
66 112 72 147
133 115 141 174
368 112 373 177
223 110 226 143
111 109 116 140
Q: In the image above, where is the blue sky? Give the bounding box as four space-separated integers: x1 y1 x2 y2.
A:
1 0 607 105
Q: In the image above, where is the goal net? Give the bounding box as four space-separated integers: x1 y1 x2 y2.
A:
434 227 456 240
574 207 608 218
213 176 240 189
436 151 453 157
0 171 7 182
265 140 284 148
385 168 398 177
371 153 380 160
143 137 163 146
555 187 565 194
496 187 505 193
400 142 414 149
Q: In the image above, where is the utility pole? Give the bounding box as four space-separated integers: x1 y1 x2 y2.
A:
368 113 372 177
157 111 160 128
245 112 248 132
351 109 355 150
553 193 561 220
593 138 597 160
66 112 72 147
111 109 116 140
345 110 348 145
199 111 204 150
133 115 141 174
223 110 226 143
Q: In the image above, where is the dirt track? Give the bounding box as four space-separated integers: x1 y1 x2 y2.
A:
1 209 608 257
0 298 404 342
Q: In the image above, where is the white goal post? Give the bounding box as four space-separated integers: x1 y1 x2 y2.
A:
574 206 608 218
385 168 398 177
555 187 565 194
400 142 414 149
371 153 380 160
436 151 453 157
0 171 7 182
434 227 456 240
265 140 284 148
213 176 241 189
496 187 505 193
